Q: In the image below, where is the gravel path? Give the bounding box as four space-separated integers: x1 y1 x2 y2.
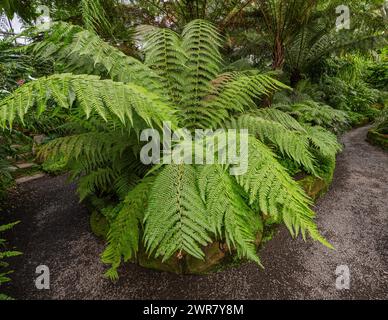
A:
1 125 387 300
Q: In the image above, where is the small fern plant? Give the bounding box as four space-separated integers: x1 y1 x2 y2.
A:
0 220 21 300
0 20 340 279
274 99 349 131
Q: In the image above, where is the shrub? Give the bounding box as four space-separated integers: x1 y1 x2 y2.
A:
365 60 388 91
274 99 349 132
374 108 388 135
320 75 381 113
0 220 22 300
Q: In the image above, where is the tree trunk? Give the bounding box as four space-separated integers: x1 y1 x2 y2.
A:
271 37 285 70
262 37 285 107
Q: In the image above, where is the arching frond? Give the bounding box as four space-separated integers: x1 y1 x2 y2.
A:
80 0 112 34
198 165 263 265
0 73 177 130
181 20 223 109
78 167 117 201
184 72 290 129
38 132 126 163
275 100 349 130
208 72 290 112
102 177 155 281
253 108 307 132
138 26 187 103
303 125 343 158
32 23 164 94
237 137 332 248
144 165 212 261
229 114 317 175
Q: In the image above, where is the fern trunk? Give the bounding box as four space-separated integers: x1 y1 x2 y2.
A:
290 69 303 88
272 36 285 70
262 37 286 107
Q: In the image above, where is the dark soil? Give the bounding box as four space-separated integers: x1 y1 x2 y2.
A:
1 125 387 300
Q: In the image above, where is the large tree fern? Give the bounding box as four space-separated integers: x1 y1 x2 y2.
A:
0 19 340 279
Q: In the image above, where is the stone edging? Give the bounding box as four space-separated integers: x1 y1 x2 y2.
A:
367 129 388 151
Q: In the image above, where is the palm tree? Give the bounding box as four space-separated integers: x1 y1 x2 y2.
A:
0 20 340 278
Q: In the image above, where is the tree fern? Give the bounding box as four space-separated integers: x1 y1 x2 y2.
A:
0 19 339 279
285 14 387 81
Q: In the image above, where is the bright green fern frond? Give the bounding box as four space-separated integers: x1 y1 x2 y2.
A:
80 0 111 34
0 74 177 131
275 100 349 130
208 73 280 111
38 132 125 162
253 108 307 132
37 131 132 201
236 137 332 248
183 72 290 129
230 114 317 175
78 167 117 201
102 177 154 281
181 20 222 109
32 23 164 94
304 125 343 158
198 165 263 265
144 165 212 262
138 26 187 103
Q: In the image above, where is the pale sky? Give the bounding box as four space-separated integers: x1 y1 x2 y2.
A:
10 15 24 34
